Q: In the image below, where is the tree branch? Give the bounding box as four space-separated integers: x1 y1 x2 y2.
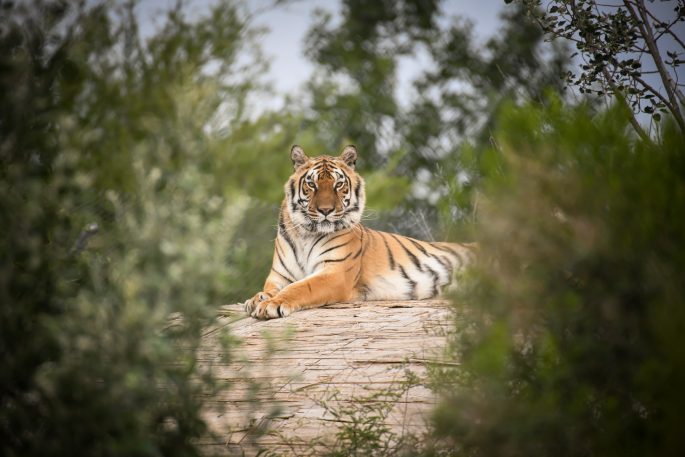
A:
642 5 685 51
633 73 675 111
569 0 651 140
602 68 651 142
623 0 685 133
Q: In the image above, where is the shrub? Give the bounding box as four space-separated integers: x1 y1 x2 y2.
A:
0 1 259 455
432 100 685 457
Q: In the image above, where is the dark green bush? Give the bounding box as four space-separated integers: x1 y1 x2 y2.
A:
0 1 260 455
432 100 685 456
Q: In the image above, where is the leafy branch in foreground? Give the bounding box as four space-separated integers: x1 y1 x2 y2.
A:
1 1 263 455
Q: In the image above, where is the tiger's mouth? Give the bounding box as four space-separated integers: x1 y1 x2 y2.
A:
305 216 348 234
294 207 355 234
315 220 343 234
307 212 341 224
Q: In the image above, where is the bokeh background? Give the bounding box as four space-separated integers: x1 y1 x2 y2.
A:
2 0 684 455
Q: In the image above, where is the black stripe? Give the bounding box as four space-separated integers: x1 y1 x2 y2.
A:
410 238 451 283
425 265 440 298
398 265 417 300
439 254 455 278
312 252 351 271
278 213 298 257
433 243 461 258
322 230 350 246
358 284 370 300
271 267 295 284
278 216 301 273
319 164 332 178
291 178 302 212
430 254 452 283
307 233 328 262
353 227 365 260
275 244 296 280
432 243 465 269
323 252 351 264
354 265 362 284
354 180 361 200
380 234 396 270
298 172 308 197
408 238 428 255
319 241 350 256
391 234 424 272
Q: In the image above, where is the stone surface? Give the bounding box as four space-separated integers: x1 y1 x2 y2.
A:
196 300 453 456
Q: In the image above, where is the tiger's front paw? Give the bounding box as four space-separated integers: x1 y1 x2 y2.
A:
251 298 296 320
243 291 272 314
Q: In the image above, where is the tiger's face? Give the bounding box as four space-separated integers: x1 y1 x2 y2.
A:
285 145 365 235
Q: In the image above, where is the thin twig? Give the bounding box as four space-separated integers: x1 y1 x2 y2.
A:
602 68 651 141
624 0 685 133
642 4 685 51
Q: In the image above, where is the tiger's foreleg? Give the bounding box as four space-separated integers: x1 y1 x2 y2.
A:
251 267 356 319
243 268 291 315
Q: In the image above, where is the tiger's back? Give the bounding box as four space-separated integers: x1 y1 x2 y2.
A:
356 229 474 301
244 145 476 319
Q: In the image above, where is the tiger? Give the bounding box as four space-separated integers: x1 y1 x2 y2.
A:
244 145 476 319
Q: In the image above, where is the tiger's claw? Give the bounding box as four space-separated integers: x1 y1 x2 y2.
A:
244 292 271 314
251 299 294 319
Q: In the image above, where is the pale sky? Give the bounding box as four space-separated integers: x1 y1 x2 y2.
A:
250 0 506 102
136 0 683 116
137 0 508 111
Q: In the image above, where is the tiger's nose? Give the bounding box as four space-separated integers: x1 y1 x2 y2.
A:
318 207 334 216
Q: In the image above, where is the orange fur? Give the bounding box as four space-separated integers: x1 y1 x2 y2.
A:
244 145 475 319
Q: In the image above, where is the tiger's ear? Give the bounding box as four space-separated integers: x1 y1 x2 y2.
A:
340 145 357 169
290 145 309 170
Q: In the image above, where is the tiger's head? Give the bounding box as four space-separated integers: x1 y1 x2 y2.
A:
285 145 366 235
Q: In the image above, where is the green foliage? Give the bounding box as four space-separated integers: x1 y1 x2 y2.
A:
405 4 569 157
302 1 571 238
431 100 685 457
320 389 406 457
412 4 571 238
270 372 426 457
304 0 439 168
0 1 263 455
